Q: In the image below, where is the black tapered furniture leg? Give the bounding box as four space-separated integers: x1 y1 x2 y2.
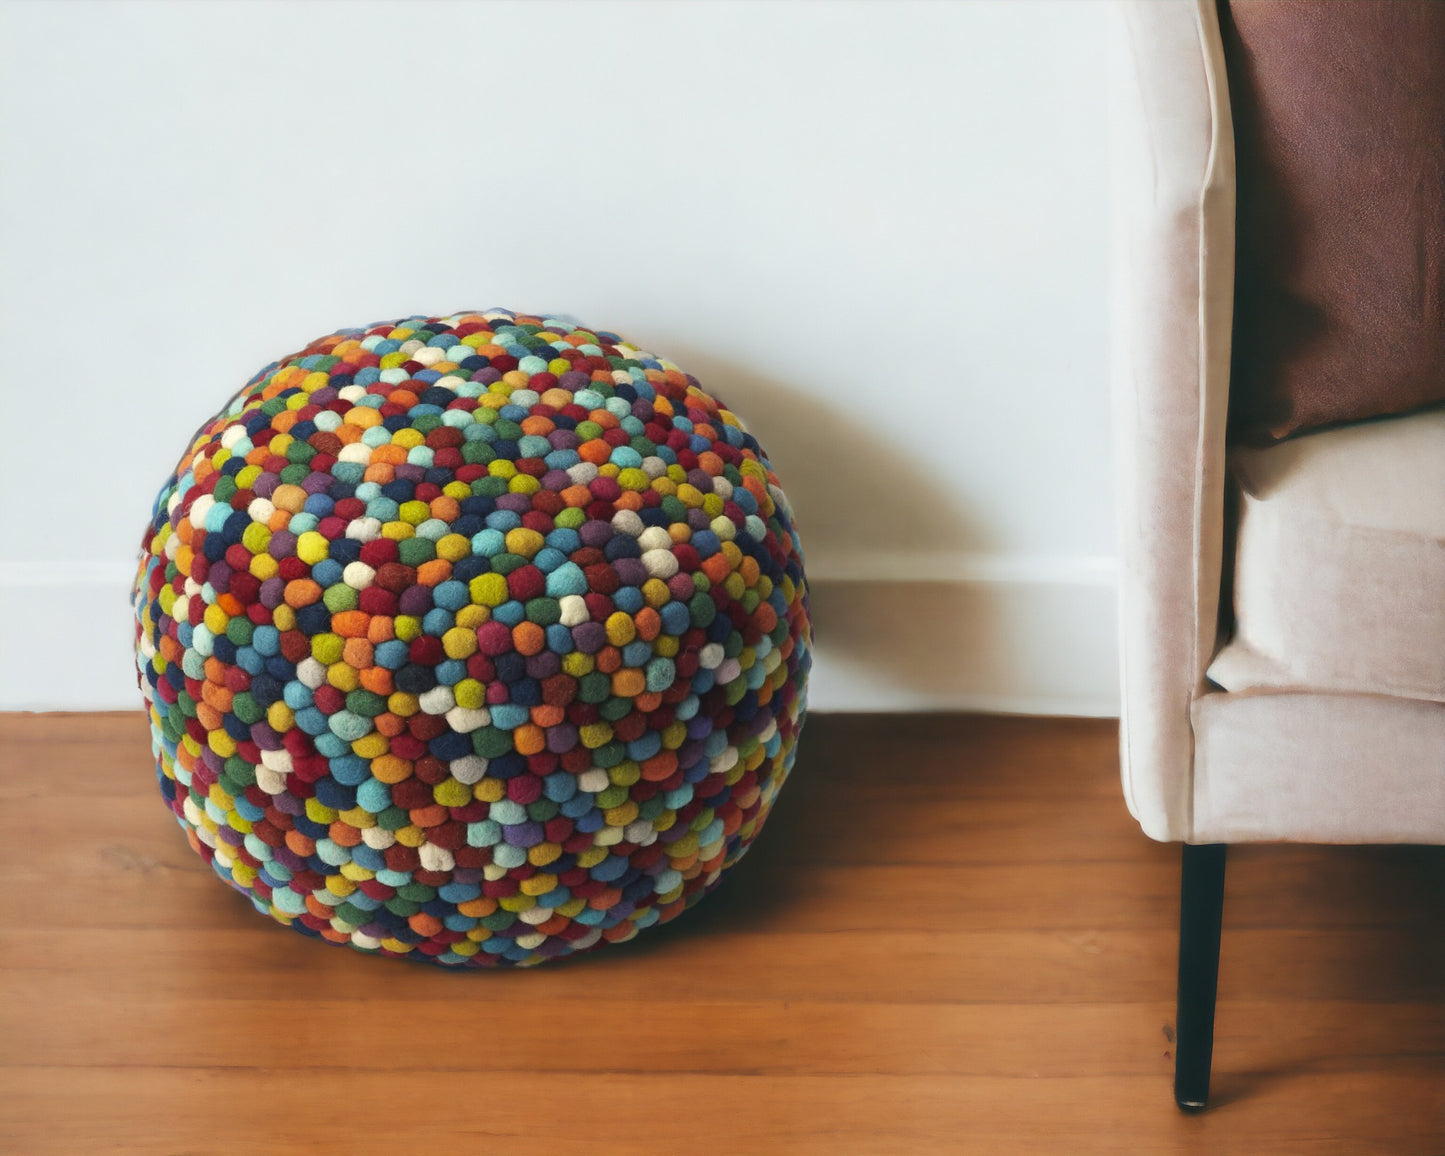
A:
1174 842 1227 1111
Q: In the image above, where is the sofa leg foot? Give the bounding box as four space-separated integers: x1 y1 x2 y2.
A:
1175 842 1227 1111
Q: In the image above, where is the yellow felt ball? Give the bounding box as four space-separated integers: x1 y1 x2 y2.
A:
453 679 485 710
436 533 471 561
604 611 636 647
241 523 272 555
399 500 429 525
432 779 472 808
505 527 545 558
442 626 478 660
469 573 508 607
203 603 229 634
296 531 329 565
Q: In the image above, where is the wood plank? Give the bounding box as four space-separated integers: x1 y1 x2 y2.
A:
1 1068 1441 1156
1 925 1440 1004
1 709 1441 1153
5 990 1440 1078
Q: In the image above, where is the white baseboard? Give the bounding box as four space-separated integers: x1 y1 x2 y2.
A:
0 555 1121 717
805 559 1120 717
0 560 145 712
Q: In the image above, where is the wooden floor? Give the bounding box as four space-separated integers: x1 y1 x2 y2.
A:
1 712 1441 1154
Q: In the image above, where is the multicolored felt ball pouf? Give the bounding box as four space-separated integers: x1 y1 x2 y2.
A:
132 309 811 967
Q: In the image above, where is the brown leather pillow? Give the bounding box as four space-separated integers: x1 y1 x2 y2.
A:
1222 0 1445 443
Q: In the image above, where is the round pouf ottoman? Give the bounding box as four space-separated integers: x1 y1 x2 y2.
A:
132 309 811 967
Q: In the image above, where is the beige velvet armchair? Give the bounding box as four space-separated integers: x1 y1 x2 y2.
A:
1111 0 1445 1110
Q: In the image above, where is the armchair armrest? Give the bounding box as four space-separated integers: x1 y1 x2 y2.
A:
1109 0 1235 841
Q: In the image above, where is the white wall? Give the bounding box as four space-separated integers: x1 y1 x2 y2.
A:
0 0 1116 715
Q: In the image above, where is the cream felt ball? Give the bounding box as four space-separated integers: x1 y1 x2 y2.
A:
132 310 811 966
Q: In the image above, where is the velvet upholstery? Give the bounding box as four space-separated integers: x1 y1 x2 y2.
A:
1192 693 1445 844
1223 0 1445 443
1208 410 1445 703
1110 0 1234 842
1112 0 1445 845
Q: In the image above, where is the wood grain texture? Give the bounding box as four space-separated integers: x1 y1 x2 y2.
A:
1 711 1441 1154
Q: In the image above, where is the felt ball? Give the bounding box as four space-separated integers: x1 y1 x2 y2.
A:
132 309 812 968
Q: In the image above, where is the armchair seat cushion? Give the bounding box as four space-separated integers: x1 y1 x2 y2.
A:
1207 409 1445 702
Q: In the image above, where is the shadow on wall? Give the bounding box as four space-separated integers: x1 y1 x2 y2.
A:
652 345 1108 713
662 343 991 565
